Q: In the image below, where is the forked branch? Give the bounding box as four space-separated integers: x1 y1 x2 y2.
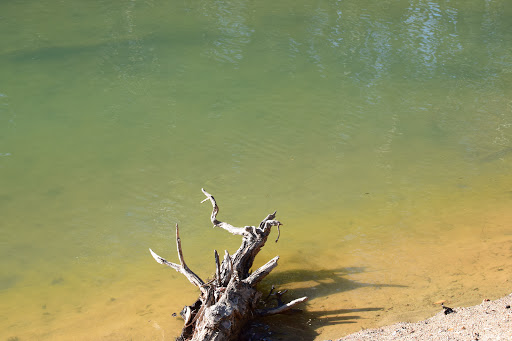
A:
149 224 206 294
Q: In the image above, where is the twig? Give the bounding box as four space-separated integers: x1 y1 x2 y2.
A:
265 285 276 301
214 250 221 287
201 188 247 236
149 224 205 294
256 296 309 317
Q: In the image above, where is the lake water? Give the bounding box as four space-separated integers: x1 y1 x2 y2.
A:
1 0 512 340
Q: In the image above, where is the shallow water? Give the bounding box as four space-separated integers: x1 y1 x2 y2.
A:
1 0 512 340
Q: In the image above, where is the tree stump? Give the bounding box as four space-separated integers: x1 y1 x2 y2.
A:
149 189 308 341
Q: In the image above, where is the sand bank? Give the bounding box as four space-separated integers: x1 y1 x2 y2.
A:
338 293 512 340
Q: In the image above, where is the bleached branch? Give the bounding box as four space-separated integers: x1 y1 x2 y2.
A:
201 188 247 236
149 224 205 293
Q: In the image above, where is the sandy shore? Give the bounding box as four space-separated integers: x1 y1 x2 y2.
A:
337 293 512 340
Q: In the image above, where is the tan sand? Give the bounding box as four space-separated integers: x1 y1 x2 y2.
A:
338 293 512 341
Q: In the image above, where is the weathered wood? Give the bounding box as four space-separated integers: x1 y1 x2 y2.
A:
149 224 205 294
243 256 279 286
150 189 308 341
256 296 309 317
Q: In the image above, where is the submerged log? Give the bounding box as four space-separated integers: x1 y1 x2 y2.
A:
149 189 308 341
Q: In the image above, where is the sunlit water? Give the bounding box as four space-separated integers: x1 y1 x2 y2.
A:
1 0 512 340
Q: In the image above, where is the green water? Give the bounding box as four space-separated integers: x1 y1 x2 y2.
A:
1 0 512 339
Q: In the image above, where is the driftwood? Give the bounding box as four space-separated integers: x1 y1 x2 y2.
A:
149 189 308 341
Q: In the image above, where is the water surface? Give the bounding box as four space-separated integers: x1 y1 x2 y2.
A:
1 0 512 339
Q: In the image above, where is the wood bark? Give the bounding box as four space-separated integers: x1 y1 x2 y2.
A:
149 189 308 341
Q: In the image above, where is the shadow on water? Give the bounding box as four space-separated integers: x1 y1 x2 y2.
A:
245 306 384 341
263 267 406 299
246 267 407 340
0 29 222 63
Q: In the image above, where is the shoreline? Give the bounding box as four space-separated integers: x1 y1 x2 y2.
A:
337 293 512 340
